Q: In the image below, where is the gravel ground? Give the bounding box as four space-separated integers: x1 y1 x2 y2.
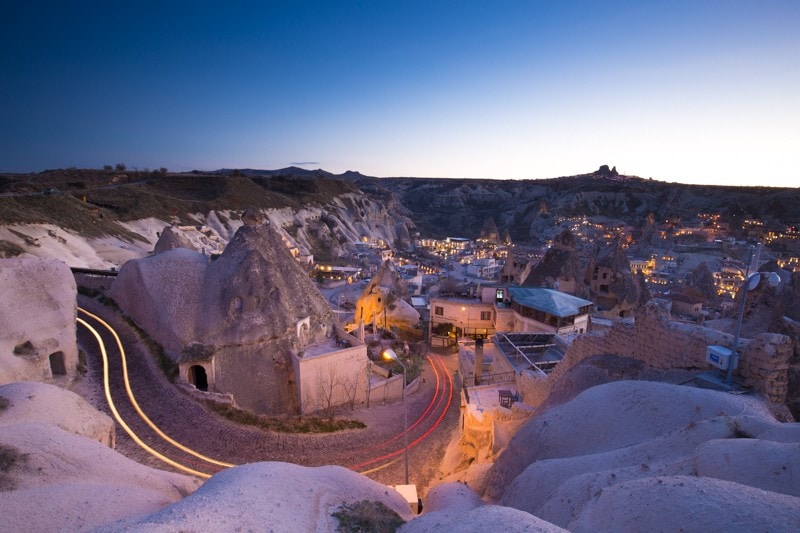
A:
75 295 461 495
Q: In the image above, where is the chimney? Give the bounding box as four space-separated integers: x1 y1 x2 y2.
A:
474 338 484 385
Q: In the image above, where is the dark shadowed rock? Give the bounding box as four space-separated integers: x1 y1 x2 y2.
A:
584 242 642 317
522 230 588 297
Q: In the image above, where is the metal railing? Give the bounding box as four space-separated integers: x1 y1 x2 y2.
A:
462 370 516 388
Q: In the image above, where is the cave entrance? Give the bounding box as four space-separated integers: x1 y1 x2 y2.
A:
189 365 208 391
49 351 66 376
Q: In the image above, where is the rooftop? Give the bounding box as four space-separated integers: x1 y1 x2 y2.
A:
508 287 593 317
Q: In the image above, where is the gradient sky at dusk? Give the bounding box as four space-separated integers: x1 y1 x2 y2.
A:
2 1 798 186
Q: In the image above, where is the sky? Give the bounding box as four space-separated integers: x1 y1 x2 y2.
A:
1 1 798 186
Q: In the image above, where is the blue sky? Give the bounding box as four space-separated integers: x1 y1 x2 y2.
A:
1 1 798 186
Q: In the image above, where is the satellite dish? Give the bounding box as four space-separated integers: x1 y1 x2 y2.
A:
745 273 761 291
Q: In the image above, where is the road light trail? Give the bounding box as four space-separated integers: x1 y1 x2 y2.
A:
78 304 455 480
353 354 454 473
78 307 234 473
77 316 212 479
350 354 444 457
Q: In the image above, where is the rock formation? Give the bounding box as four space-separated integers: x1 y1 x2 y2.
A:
521 230 588 297
479 217 499 243
97 463 412 532
0 382 202 531
0 258 78 385
108 209 336 414
685 262 720 307
486 380 800 531
152 224 199 254
355 260 420 336
584 241 642 318
0 381 114 447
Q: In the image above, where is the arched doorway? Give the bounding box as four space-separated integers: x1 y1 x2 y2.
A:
49 351 66 376
189 365 208 391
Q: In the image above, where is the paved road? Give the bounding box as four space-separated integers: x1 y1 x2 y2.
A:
76 295 460 491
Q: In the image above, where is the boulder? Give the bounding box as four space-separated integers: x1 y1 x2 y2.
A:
0 258 77 385
0 381 114 447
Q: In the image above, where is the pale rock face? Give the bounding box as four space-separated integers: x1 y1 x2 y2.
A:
0 258 77 385
0 423 201 532
356 260 420 334
108 216 335 414
420 482 483 515
485 380 774 501
198 221 334 347
97 462 412 532
489 379 800 532
401 505 569 533
567 476 800 533
152 224 198 255
107 247 208 356
0 381 114 447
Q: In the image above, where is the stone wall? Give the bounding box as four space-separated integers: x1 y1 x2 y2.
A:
517 303 794 405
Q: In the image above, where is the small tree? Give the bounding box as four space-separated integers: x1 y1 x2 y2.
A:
115 163 126 171
103 164 113 171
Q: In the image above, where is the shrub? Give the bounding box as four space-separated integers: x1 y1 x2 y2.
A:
332 500 405 532
205 402 365 434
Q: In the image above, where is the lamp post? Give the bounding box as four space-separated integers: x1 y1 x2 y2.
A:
382 348 409 485
337 293 346 325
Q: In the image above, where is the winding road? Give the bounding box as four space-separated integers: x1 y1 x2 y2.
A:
76 296 460 489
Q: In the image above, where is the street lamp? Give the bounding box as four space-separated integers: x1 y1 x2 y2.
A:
337 293 346 325
382 348 409 485
724 270 780 384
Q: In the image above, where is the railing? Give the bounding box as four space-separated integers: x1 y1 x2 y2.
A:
461 370 516 388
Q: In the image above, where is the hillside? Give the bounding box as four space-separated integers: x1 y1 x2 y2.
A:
346 168 800 242
0 168 413 267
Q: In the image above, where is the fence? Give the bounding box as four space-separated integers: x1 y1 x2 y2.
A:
461 370 516 388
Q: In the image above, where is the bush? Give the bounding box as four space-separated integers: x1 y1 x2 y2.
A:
332 500 405 532
206 402 366 434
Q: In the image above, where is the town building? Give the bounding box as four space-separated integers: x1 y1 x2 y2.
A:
429 285 592 346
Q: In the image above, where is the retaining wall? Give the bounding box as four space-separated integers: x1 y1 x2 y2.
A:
518 303 794 405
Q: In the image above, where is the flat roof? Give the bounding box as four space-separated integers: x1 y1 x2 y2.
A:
508 287 593 317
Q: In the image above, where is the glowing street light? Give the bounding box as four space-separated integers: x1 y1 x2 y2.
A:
382 348 409 485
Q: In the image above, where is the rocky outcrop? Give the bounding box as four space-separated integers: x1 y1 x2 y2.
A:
108 210 336 414
356 260 420 336
479 217 499 243
0 381 114 447
522 230 588 297
488 380 800 531
98 463 412 532
0 383 201 531
0 258 78 385
685 262 720 306
584 241 642 317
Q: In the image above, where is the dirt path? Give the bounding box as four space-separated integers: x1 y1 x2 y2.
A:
75 295 461 494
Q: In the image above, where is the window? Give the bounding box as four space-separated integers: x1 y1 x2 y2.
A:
480 311 492 321
434 306 444 316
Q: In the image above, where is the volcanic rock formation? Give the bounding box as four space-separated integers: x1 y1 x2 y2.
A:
355 260 420 337
0 258 78 385
521 230 588 297
108 209 336 414
584 241 644 318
